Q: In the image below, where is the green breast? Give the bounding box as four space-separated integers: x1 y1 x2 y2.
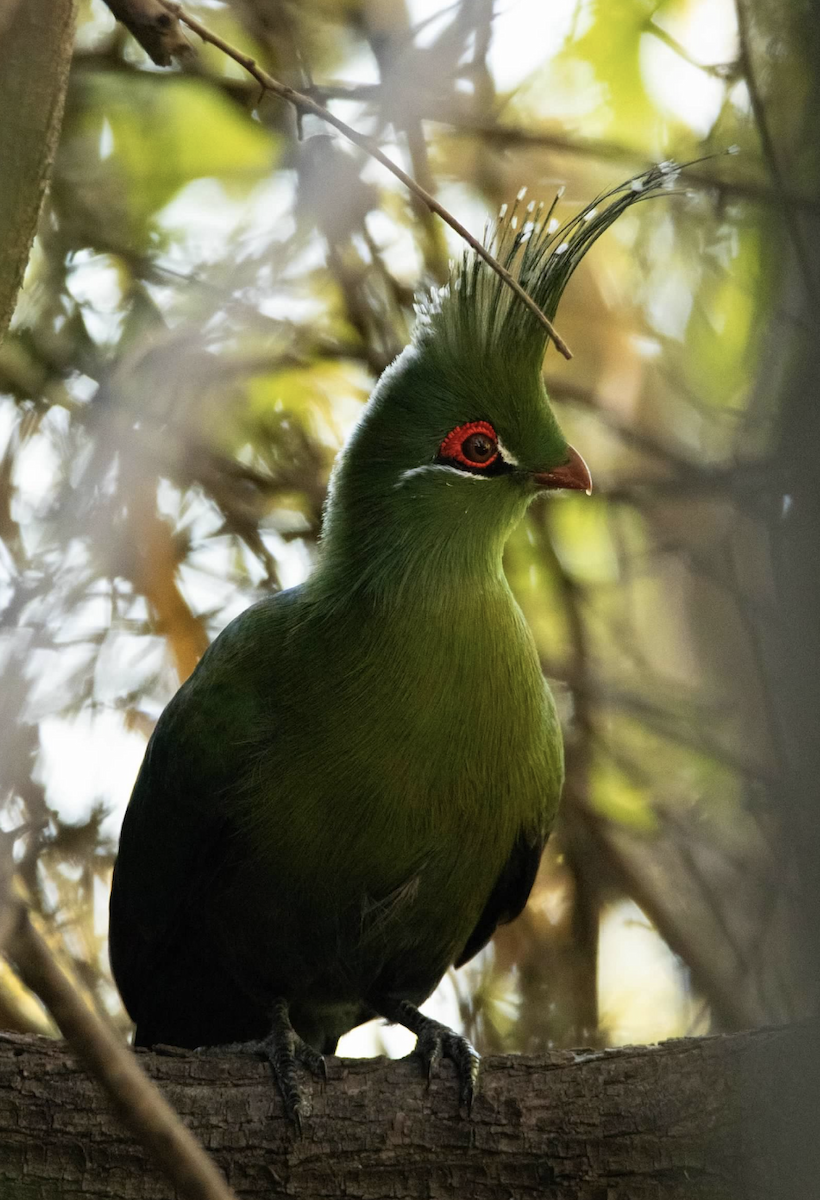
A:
232 576 563 978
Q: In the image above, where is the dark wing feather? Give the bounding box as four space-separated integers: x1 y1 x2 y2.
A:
455 829 546 968
108 707 255 1046
109 592 300 1048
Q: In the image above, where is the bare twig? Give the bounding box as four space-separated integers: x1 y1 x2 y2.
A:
4 905 238 1200
151 0 572 358
643 18 738 81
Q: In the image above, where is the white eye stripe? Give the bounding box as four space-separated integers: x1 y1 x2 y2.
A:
394 440 519 488
497 438 518 466
394 464 489 488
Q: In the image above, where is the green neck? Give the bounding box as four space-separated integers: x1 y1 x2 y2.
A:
311 467 531 610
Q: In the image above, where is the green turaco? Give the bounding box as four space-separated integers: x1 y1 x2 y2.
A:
110 166 670 1124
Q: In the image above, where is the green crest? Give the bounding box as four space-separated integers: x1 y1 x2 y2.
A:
414 162 682 372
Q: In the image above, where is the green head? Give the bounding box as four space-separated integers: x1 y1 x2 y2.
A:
317 166 675 596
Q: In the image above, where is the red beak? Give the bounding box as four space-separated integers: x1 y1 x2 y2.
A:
532 445 592 495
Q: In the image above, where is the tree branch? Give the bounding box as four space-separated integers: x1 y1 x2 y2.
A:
0 1024 817 1198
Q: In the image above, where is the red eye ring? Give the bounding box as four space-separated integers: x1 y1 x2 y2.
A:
439 421 499 469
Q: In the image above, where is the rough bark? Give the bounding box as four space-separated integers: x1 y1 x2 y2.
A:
0 0 76 342
0 1023 817 1199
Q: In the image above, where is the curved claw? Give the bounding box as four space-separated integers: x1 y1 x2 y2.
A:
420 1032 442 1086
413 1020 480 1109
190 1002 326 1130
293 1036 328 1081
444 1029 480 1111
262 1030 326 1128
376 996 481 1111
456 1040 480 1112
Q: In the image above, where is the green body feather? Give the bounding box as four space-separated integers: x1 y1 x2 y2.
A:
109 165 674 1053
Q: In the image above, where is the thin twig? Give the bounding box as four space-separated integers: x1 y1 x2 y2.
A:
5 905 238 1200
156 0 572 359
643 18 738 81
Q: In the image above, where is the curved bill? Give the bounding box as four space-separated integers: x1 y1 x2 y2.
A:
532 445 592 495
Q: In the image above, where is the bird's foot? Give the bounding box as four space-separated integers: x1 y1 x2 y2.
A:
260 999 328 1131
196 998 326 1131
378 997 480 1111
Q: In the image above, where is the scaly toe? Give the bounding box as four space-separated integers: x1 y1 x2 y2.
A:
415 1025 443 1085
413 1022 479 1107
442 1030 480 1110
294 1037 328 1082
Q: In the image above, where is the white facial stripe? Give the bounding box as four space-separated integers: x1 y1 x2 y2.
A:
394 463 490 488
497 438 519 466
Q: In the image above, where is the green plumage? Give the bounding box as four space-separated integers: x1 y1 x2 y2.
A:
109 165 674 1104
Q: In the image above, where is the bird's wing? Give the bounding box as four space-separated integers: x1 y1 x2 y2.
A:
454 829 545 968
108 592 298 1042
108 771 236 1019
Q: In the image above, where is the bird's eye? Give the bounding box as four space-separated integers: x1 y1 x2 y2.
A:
438 421 499 470
462 432 495 463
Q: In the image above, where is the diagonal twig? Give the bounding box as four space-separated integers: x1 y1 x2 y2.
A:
152 0 572 359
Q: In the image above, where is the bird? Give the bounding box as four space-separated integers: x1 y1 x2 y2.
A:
109 165 672 1125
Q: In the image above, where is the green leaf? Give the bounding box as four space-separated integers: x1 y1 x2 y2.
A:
72 74 277 238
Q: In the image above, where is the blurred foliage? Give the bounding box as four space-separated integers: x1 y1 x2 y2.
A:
1 0 818 1052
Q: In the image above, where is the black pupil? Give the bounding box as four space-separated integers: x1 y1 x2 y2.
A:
463 433 495 463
